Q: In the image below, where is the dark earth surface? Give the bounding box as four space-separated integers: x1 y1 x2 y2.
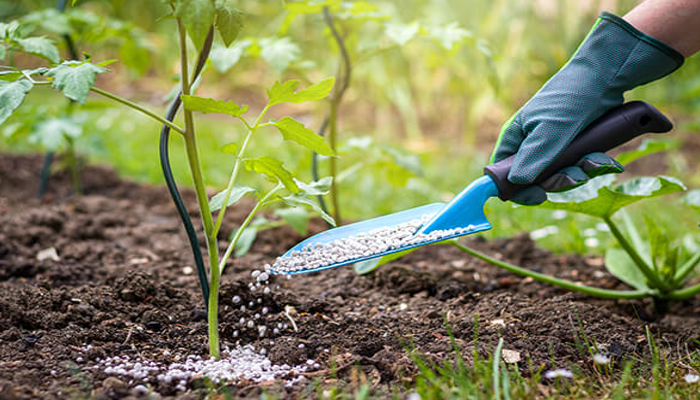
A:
1 153 700 399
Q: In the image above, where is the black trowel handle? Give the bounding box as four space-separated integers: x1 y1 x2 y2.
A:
484 101 673 201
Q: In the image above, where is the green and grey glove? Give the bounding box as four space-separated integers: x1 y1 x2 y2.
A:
491 11 684 205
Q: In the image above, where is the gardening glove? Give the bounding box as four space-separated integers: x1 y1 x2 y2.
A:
491 11 684 205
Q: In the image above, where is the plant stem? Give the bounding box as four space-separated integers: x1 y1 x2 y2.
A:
207 185 281 358
328 100 341 225
672 250 700 286
33 82 186 135
604 216 667 291
448 240 650 300
219 185 282 272
665 281 700 300
323 6 351 226
212 105 270 238
212 126 254 237
90 87 187 135
207 264 221 359
177 19 220 358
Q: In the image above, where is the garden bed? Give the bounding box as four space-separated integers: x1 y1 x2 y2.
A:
1 153 699 399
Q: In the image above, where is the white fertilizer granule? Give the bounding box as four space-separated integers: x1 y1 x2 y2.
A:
94 345 309 391
272 214 476 273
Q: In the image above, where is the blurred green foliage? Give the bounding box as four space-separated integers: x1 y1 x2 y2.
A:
1 0 699 255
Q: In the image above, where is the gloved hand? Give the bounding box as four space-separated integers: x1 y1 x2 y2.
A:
491 11 684 205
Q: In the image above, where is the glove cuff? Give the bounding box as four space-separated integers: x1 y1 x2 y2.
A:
598 11 684 71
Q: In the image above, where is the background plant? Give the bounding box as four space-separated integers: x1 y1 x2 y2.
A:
356 144 700 309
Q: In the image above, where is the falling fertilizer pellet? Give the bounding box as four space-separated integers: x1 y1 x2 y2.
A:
272 213 476 273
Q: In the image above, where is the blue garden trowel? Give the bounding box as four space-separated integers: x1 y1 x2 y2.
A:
271 101 672 274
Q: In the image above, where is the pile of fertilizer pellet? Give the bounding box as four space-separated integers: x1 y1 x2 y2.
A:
94 345 308 392
272 213 476 273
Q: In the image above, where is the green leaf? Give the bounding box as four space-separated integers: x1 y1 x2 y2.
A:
29 117 82 150
354 247 416 275
539 175 687 218
175 0 216 51
244 156 299 193
181 94 248 117
0 21 20 41
209 185 255 212
279 0 339 34
272 117 335 156
381 146 422 175
15 37 60 63
384 22 419 46
214 0 243 47
46 61 107 104
274 207 310 236
209 40 250 73
0 79 33 126
604 248 650 291
267 77 335 105
616 139 677 165
119 34 152 77
429 22 472 51
295 176 332 196
0 44 5 61
259 37 300 73
379 160 415 187
621 211 651 265
230 226 257 257
682 189 700 213
281 192 335 227
221 142 238 155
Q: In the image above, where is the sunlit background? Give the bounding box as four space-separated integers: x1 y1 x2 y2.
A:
2 0 699 254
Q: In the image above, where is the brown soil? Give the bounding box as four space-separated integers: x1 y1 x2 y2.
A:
1 153 699 399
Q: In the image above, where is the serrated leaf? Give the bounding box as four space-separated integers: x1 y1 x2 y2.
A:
181 94 247 117
19 9 71 35
384 22 419 46
214 0 243 47
274 207 310 236
209 40 250 73
616 139 676 165
294 176 332 196
267 77 335 105
354 247 416 275
604 248 650 291
682 189 700 213
539 175 687 218
259 37 300 73
230 226 257 257
29 117 82 150
429 22 472 51
244 156 299 193
272 117 335 156
46 61 107 104
221 142 237 155
0 21 20 41
281 192 335 226
0 79 32 126
209 185 255 212
16 37 60 63
175 0 216 51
